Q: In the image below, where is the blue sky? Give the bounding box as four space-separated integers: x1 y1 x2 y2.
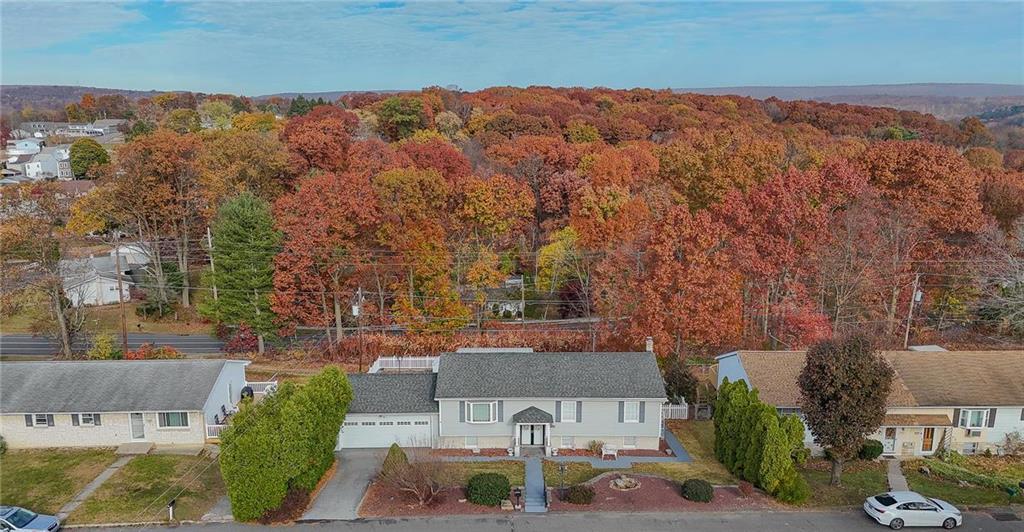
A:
1 1 1021 95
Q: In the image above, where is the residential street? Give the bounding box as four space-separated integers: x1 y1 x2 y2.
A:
71 510 1022 531
0 333 223 356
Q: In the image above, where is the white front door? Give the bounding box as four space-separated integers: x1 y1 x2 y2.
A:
130 413 145 439
520 424 545 446
882 427 896 454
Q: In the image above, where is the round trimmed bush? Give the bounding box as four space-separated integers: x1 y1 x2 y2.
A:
466 473 510 506
859 439 884 460
564 484 595 505
680 478 714 502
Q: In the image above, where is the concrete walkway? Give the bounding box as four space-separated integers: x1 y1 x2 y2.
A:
523 457 546 513
887 459 909 491
57 455 133 519
445 431 691 468
302 449 385 521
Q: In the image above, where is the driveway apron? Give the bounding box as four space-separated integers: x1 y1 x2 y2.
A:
302 449 385 521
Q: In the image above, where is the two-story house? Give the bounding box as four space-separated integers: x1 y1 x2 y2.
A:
715 349 1024 457
338 349 667 455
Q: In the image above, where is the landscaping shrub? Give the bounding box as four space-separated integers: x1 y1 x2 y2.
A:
775 469 810 504
466 473 510 506
0 435 6 455
564 484 595 505
587 440 604 456
125 343 181 359
224 324 260 354
87 333 122 360
859 439 884 460
680 479 714 502
1003 431 1024 456
382 443 408 476
922 458 1018 491
220 366 353 521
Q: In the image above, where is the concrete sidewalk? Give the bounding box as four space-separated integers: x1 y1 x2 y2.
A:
886 459 909 491
57 455 133 519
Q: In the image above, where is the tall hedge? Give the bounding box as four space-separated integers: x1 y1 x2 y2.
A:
219 366 352 521
713 378 807 503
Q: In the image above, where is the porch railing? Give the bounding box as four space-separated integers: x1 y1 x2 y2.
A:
368 356 439 373
662 403 689 420
246 381 278 395
206 424 226 439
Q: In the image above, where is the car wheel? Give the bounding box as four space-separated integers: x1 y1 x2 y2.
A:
889 518 904 530
943 518 957 529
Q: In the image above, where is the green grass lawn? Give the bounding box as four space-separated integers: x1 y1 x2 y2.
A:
0 448 118 514
447 460 525 487
540 420 737 487
797 460 888 507
67 454 224 524
903 469 1013 507
2 301 209 337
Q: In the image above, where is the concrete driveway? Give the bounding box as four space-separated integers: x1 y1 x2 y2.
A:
302 449 385 521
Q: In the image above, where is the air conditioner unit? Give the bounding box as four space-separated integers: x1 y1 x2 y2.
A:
967 429 982 438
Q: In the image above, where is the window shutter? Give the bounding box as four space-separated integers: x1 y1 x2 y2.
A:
72 414 80 426
618 401 624 423
639 402 646 423
1020 408 1023 421
46 414 54 426
952 408 961 427
576 401 582 423
95 414 102 426
987 408 997 428
555 401 562 422
24 414 32 427
459 401 465 423
497 401 504 422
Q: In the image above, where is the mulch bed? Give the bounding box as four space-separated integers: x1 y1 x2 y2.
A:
548 474 778 513
431 448 511 457
259 487 311 523
558 439 672 458
359 483 517 517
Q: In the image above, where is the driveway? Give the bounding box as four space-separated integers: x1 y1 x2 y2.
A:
302 449 385 521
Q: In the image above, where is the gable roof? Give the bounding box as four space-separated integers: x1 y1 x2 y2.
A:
433 351 665 399
719 350 1024 408
348 373 438 414
0 360 239 414
511 406 553 424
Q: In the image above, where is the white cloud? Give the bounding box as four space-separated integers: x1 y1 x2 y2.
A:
1 1 143 49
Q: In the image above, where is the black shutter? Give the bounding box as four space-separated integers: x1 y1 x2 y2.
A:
46 414 54 426
618 401 624 423
459 401 465 423
24 414 32 427
987 408 997 428
555 401 562 422
952 408 961 427
497 401 503 422
639 402 646 423
576 401 582 423
94 414 102 426
72 414 80 426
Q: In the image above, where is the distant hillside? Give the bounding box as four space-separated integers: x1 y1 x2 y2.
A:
0 85 169 111
254 90 402 100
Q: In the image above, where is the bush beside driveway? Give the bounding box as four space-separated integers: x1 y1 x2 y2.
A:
0 448 117 514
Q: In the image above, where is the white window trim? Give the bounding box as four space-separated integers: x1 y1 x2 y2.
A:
157 411 190 429
466 401 498 424
623 401 640 423
962 409 987 429
32 413 49 427
79 413 98 426
560 401 577 423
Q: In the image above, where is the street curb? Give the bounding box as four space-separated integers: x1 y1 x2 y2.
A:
64 518 234 529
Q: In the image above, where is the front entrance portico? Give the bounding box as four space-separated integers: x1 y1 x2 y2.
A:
511 406 553 456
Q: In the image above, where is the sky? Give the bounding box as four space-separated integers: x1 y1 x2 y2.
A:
1 1 1022 95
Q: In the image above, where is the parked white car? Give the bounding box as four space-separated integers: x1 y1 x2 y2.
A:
863 491 962 530
0 506 60 532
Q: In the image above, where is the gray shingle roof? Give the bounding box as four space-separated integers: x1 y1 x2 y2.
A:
511 406 553 424
348 373 438 414
433 352 666 399
0 360 234 414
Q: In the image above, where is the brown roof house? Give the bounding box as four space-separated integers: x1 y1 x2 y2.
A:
715 350 1024 457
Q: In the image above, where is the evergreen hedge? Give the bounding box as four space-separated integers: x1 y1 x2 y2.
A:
466 473 510 506
219 366 352 521
564 484 595 504
382 443 409 476
713 379 809 503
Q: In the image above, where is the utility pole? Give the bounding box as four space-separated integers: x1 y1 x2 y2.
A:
113 235 129 353
902 273 922 349
206 226 218 301
352 287 364 372
519 273 525 329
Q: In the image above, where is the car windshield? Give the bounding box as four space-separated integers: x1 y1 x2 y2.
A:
928 498 945 508
8 508 37 528
874 494 898 506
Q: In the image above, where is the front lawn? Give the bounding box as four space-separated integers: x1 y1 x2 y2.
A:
67 454 224 524
446 460 525 487
797 459 888 507
902 457 1022 508
0 448 118 514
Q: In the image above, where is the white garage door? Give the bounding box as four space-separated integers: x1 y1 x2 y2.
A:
336 415 433 450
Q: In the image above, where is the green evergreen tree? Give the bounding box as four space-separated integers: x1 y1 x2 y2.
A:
69 137 110 177
287 95 312 116
200 192 281 352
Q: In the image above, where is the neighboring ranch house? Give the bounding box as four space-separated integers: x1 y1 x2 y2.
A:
0 359 259 449
338 349 667 455
60 244 150 307
715 350 1024 457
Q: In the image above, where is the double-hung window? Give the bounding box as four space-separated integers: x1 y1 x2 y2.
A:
158 412 189 428
79 413 100 426
623 401 640 423
30 413 52 427
961 409 987 429
560 401 577 423
467 401 497 423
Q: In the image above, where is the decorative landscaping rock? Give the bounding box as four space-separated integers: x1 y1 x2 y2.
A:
610 474 641 491
500 499 514 511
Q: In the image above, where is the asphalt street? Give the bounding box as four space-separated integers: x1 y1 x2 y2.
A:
0 333 223 356
72 510 1023 532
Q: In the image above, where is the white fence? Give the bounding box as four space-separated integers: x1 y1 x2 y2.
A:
662 403 689 420
206 424 226 439
368 356 440 373
246 381 278 395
